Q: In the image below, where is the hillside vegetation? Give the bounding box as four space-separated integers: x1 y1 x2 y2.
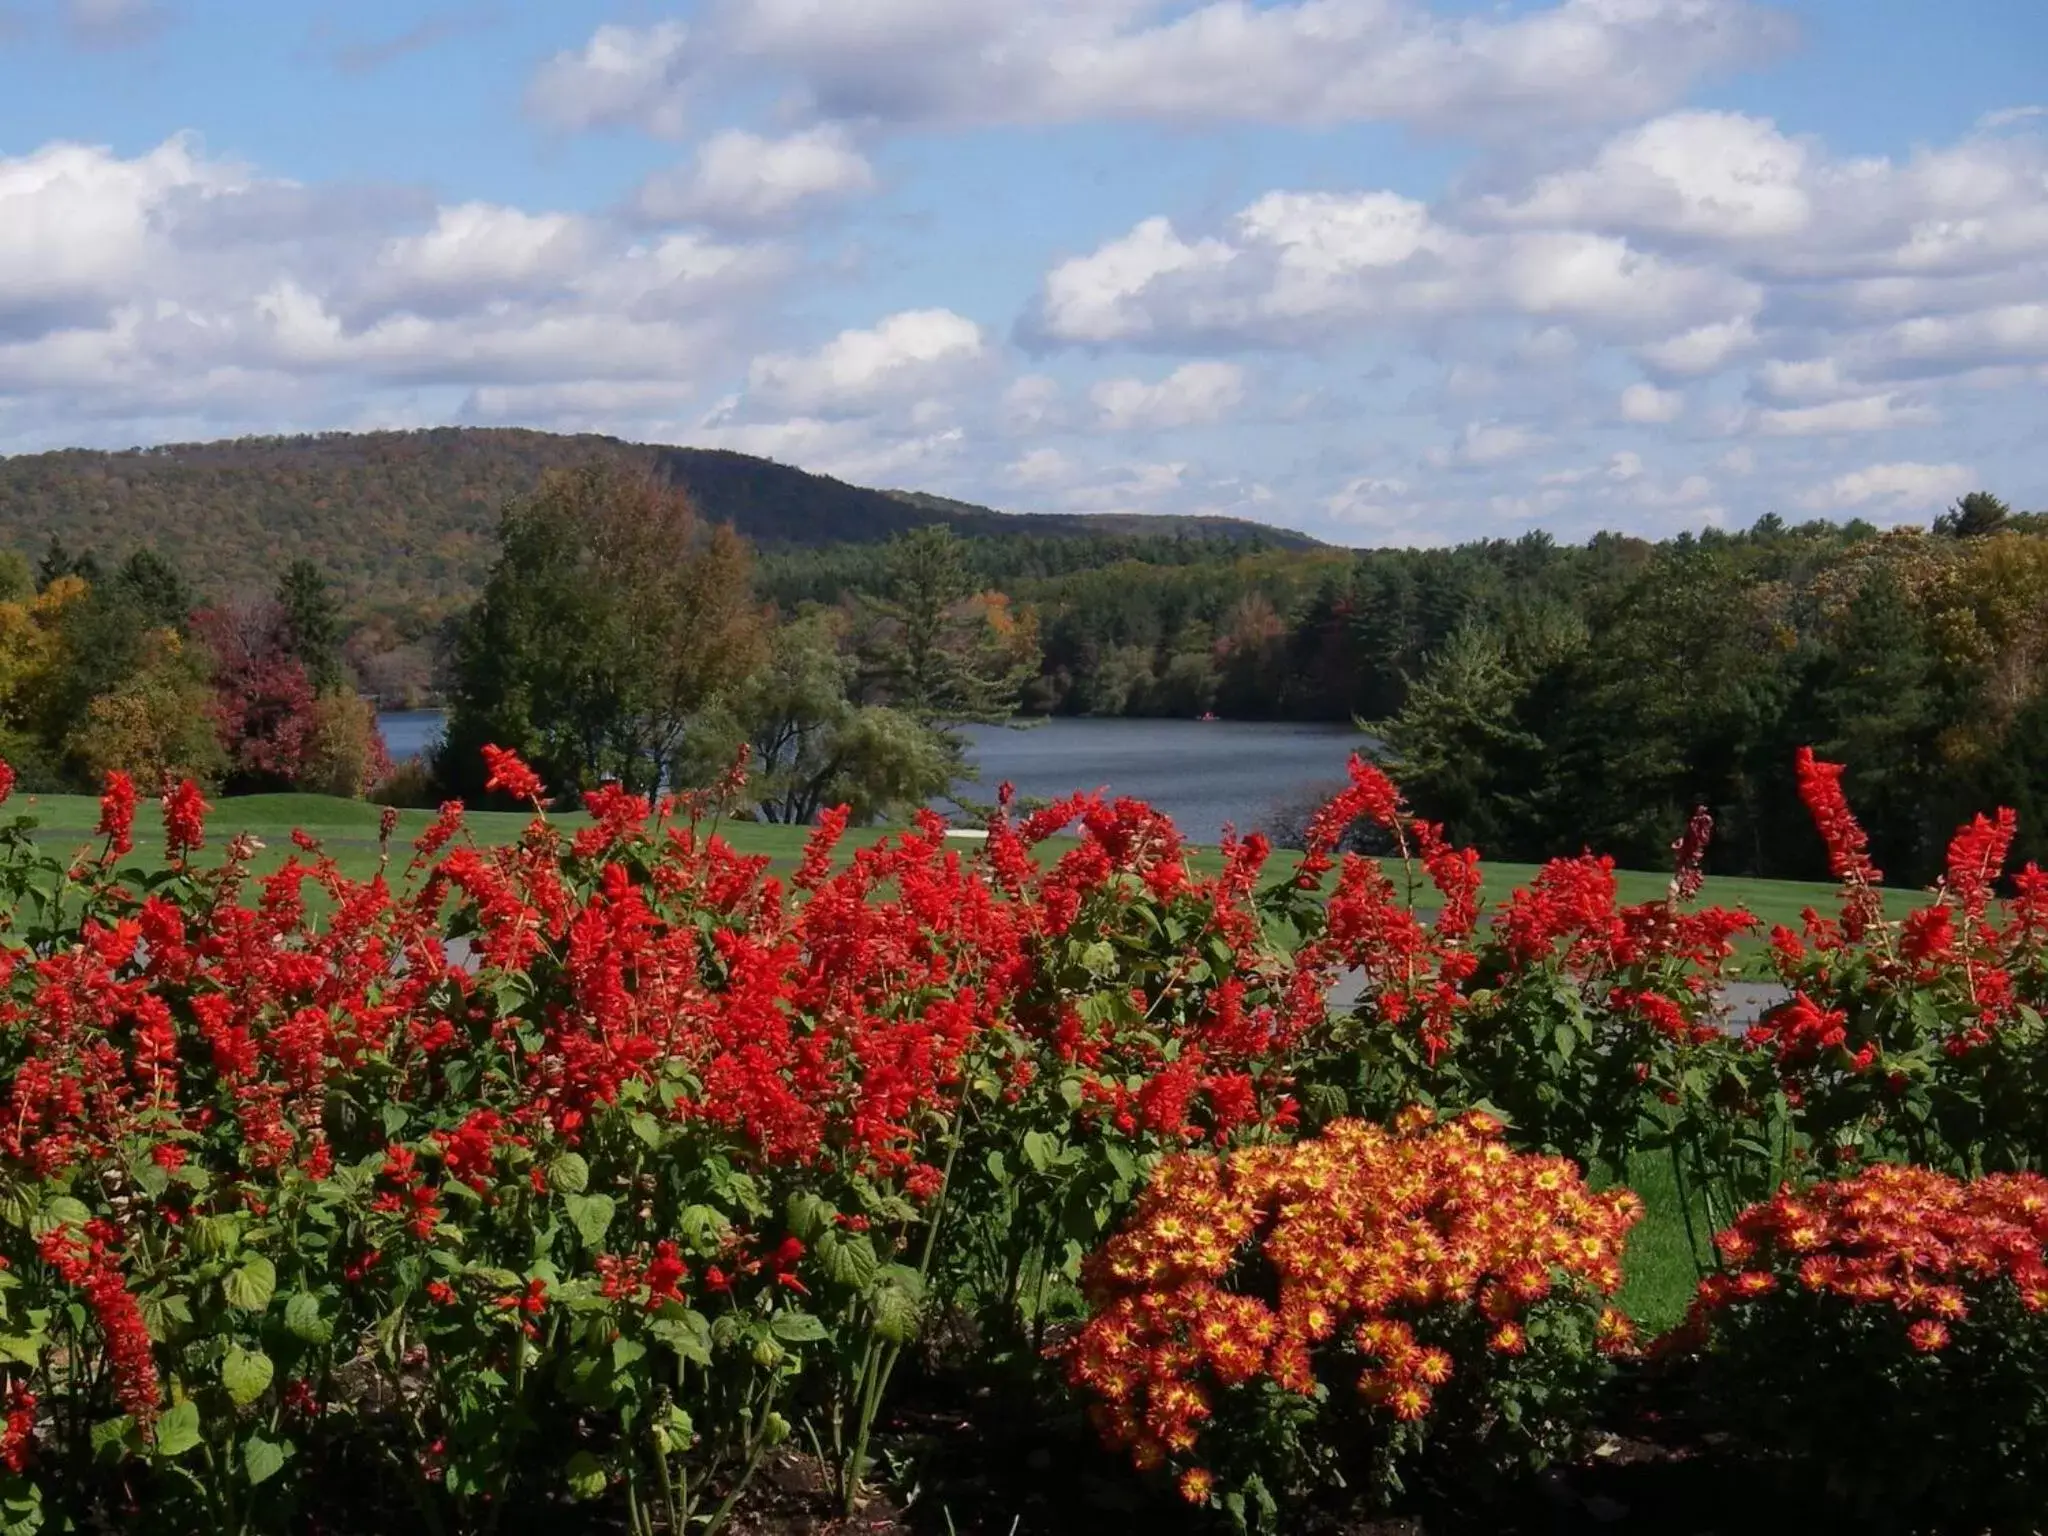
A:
0 428 1316 612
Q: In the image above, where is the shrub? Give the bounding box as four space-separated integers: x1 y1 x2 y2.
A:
1065 1111 1640 1530
368 753 440 808
1675 1163 2048 1532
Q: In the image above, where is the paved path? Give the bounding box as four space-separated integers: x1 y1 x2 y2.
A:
1326 969 1786 1033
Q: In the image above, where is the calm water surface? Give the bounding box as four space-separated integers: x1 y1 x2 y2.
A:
378 712 1366 844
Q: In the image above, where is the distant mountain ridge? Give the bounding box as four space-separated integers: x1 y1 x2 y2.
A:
0 428 1319 612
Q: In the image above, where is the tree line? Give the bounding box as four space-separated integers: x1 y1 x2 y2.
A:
0 539 387 798
19 455 2047 889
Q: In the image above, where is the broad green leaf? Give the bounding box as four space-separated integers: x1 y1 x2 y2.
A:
562 1194 615 1252
784 1191 834 1243
629 1113 664 1150
28 1197 90 1239
283 1293 331 1344
223 1255 276 1313
547 1152 590 1195
821 1233 878 1291
565 1451 607 1502
137 1291 192 1343
1021 1130 1056 1174
151 1401 202 1459
222 1346 274 1407
768 1310 828 1344
648 1310 712 1367
869 1284 921 1346
242 1435 288 1486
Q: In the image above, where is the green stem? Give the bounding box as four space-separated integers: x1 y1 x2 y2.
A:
1668 1139 1708 1275
842 1091 969 1516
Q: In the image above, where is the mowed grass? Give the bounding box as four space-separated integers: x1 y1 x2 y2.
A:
14 791 1922 939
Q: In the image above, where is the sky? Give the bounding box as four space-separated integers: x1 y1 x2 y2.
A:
0 0 2044 547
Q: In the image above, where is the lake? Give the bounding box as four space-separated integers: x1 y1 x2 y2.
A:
379 712 1367 844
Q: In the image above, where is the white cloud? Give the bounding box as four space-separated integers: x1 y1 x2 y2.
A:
1002 373 1065 432
366 204 593 314
633 126 876 228
1755 391 1937 435
1636 316 1757 374
1429 420 1546 467
0 136 242 319
1037 216 1237 344
1090 360 1245 430
746 309 986 414
1004 447 1075 485
1755 356 1850 401
715 0 1785 135
1797 460 1976 513
0 134 788 444
525 22 694 138
1484 111 1814 240
1619 381 1684 422
1031 197 1756 348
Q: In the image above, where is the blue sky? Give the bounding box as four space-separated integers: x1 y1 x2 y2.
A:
1 0 2043 545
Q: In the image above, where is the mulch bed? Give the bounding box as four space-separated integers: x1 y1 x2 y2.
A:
717 1362 1836 1536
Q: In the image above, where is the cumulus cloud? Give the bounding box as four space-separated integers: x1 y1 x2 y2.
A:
525 22 694 138
1619 382 1684 422
1797 460 1976 513
1428 420 1547 467
1754 391 1937 436
1029 193 1758 349
709 0 1786 135
362 203 594 316
632 126 876 229
1090 360 1245 430
0 134 798 448
745 309 986 414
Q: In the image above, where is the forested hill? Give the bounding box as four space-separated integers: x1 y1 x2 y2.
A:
0 428 1318 611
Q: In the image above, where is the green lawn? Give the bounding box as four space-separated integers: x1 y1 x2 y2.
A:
13 791 1920 939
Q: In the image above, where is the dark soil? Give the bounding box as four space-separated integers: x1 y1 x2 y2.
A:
719 1362 1837 1536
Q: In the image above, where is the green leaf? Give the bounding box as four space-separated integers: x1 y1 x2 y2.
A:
785 1191 835 1243
187 1214 240 1259
28 1196 90 1239
629 1113 664 1150
151 1401 202 1460
565 1450 607 1502
821 1233 878 1291
90 1415 138 1462
1552 1023 1576 1061
562 1194 616 1252
0 1334 38 1369
1103 1144 1137 1183
768 1311 828 1344
1021 1130 1056 1174
648 1310 712 1367
222 1346 274 1407
869 1284 921 1346
242 1435 288 1486
283 1293 331 1345
0 1479 40 1536
547 1152 590 1195
223 1254 276 1313
676 1204 729 1253
137 1291 192 1343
